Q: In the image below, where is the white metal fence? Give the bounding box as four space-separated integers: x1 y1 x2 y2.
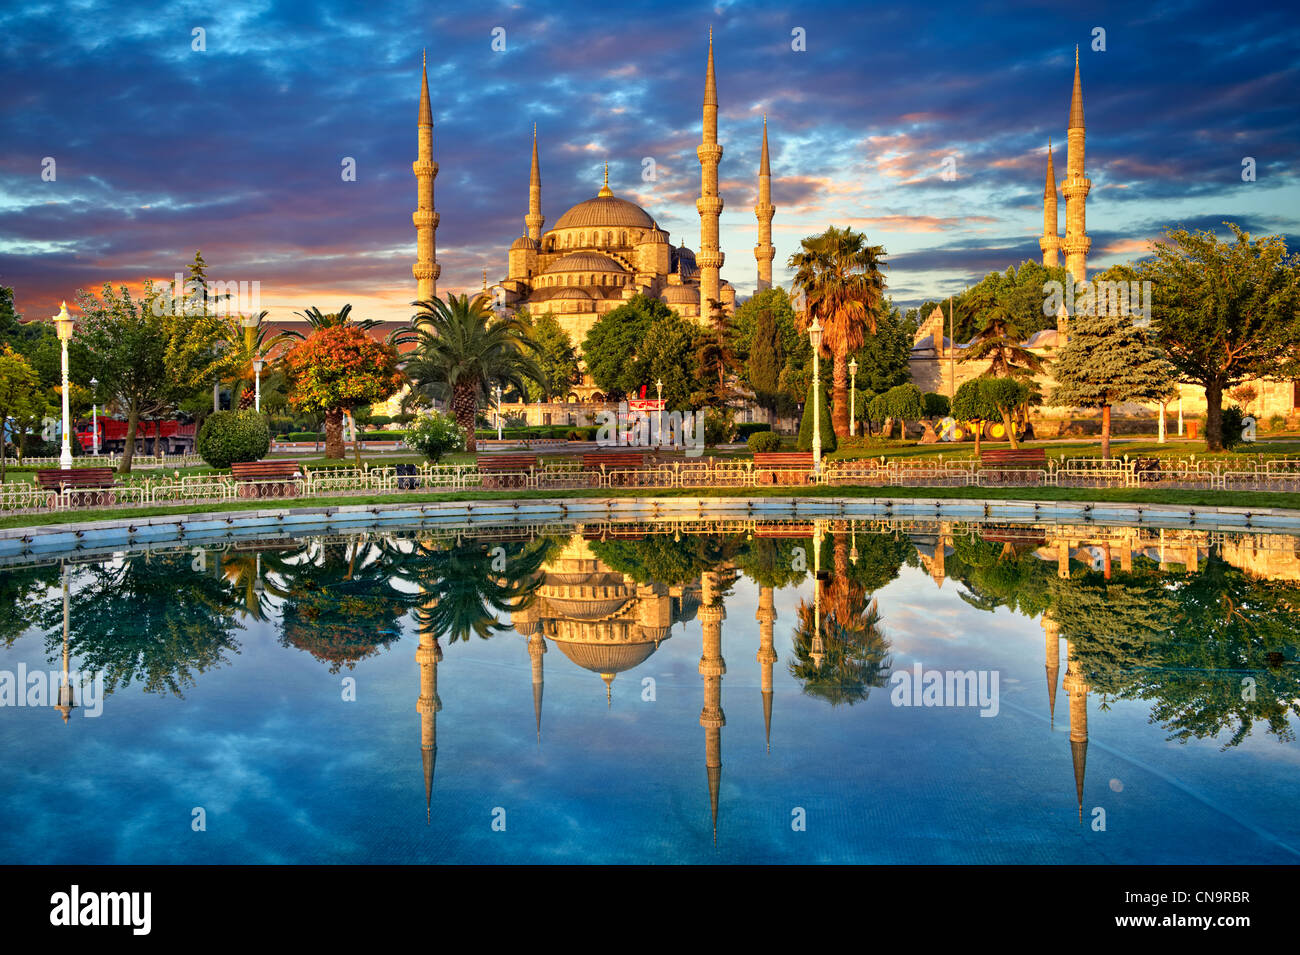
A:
3 455 1299 517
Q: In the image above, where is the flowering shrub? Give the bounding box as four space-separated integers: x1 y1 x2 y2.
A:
403 410 465 463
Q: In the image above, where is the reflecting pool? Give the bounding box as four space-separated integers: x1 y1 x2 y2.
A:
1 517 1297 863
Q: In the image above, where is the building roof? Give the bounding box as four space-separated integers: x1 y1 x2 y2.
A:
661 285 700 305
552 194 656 231
510 234 539 251
542 251 628 274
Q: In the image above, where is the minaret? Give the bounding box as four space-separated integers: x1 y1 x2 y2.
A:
412 51 440 305
525 124 544 242
754 114 775 291
699 570 726 845
1043 612 1060 726
416 620 443 824
1039 139 1060 268
1062 638 1090 823
756 584 777 753
1061 47 1091 285
696 29 725 308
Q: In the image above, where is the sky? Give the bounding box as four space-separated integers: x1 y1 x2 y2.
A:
1 0 1298 326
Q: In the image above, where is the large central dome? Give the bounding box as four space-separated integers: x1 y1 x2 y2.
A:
552 193 656 231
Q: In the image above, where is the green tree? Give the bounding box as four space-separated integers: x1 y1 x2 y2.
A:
1140 223 1300 451
1048 308 1176 459
952 376 1025 454
403 294 540 453
957 283 1046 381
789 226 888 438
796 376 836 452
76 282 230 472
0 346 41 480
746 305 784 417
519 310 579 402
641 311 703 412
582 294 675 400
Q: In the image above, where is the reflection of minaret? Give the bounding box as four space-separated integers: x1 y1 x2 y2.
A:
528 634 546 743
55 563 74 724
1062 638 1090 823
699 571 726 845
1057 539 1071 579
1042 612 1060 727
416 620 443 824
755 584 777 753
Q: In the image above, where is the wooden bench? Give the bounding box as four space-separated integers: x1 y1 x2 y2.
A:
36 467 118 506
476 453 537 489
230 460 303 498
753 451 815 485
582 450 654 487
979 448 1047 467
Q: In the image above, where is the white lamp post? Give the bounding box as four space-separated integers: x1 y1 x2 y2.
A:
53 302 74 468
253 358 264 413
1177 396 1184 436
809 316 823 475
495 384 503 441
89 377 99 455
655 377 663 446
849 357 858 437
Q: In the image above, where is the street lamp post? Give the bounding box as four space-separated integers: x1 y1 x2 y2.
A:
495 384 503 441
849 357 858 437
90 377 99 455
1177 396 1184 436
809 316 823 475
655 377 663 446
53 303 74 468
252 359 264 413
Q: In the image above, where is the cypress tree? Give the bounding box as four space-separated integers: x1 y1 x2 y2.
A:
748 307 783 416
797 376 836 452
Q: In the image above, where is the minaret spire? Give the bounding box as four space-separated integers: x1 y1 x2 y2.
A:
525 123 544 241
413 54 440 305
696 28 725 309
1039 138 1060 268
754 114 775 291
598 160 613 198
1062 46 1091 285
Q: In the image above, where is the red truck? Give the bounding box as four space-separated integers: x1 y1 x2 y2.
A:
77 419 197 454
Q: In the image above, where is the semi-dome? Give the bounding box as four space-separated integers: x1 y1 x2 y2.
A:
552 194 656 231
543 251 627 275
661 285 700 305
549 287 593 301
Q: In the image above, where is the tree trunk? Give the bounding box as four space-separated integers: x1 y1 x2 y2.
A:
973 421 982 457
883 416 894 440
351 412 363 468
1101 404 1112 461
1001 409 1019 450
120 402 139 474
1204 379 1224 451
453 381 479 453
325 408 345 459
831 350 850 438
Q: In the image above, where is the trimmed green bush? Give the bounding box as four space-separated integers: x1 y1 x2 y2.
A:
197 411 271 468
747 430 782 453
923 392 951 419
736 422 773 439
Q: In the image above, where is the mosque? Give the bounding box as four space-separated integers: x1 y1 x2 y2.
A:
410 32 775 404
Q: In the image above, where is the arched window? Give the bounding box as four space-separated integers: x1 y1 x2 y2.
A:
577 232 584 245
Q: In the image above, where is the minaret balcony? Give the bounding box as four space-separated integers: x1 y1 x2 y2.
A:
413 262 441 280
413 210 440 228
412 160 438 178
755 202 775 219
696 250 725 269
696 143 723 165
696 196 724 216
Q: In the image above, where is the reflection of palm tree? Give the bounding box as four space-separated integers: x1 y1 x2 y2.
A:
219 548 292 622
789 579 891 706
410 535 554 644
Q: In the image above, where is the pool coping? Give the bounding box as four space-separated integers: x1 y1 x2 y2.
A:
3 494 1299 561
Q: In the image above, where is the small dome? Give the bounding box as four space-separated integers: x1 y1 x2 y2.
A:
661 285 700 306
553 195 655 231
553 639 659 675
543 251 627 274
550 287 593 301
511 235 539 251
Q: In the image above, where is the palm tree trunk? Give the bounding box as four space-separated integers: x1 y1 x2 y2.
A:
832 349 849 438
325 408 344 459
453 381 479 453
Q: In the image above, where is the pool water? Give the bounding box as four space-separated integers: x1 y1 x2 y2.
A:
1 518 1297 864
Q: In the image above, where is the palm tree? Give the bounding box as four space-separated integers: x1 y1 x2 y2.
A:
789 226 888 438
402 294 541 452
278 304 380 341
222 311 294 410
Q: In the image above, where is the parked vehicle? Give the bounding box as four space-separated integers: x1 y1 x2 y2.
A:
76 419 197 454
